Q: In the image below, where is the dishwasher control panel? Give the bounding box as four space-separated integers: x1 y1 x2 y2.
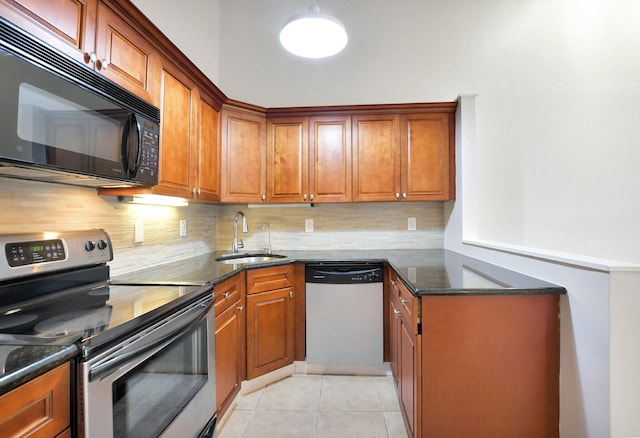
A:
305 263 383 284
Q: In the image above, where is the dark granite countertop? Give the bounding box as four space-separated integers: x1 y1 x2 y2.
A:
1 249 564 395
113 249 566 296
0 335 79 395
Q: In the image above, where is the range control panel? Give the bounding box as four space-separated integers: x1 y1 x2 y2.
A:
0 229 113 281
5 238 66 267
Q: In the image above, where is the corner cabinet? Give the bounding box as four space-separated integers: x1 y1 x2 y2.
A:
0 362 71 438
245 264 295 380
0 0 158 102
221 104 267 203
214 272 246 419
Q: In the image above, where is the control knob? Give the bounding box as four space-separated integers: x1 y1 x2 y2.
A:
97 240 108 250
85 241 96 251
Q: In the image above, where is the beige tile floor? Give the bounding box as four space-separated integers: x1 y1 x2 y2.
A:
216 374 409 438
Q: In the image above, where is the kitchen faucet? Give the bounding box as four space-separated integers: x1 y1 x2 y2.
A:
232 211 249 254
262 223 271 254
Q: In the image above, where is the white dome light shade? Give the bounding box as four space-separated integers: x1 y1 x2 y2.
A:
280 5 348 59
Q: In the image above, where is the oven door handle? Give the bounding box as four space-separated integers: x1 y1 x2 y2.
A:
88 295 213 382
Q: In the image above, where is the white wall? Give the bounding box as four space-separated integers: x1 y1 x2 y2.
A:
214 0 640 265
130 0 221 83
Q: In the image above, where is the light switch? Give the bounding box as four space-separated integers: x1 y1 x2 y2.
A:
305 218 314 232
408 217 417 231
179 220 187 237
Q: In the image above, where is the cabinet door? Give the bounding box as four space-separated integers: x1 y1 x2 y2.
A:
156 60 197 197
0 0 97 64
215 299 245 418
95 2 156 102
196 93 221 201
398 317 418 437
246 287 295 379
400 113 453 200
352 114 401 201
310 115 352 203
0 362 70 437
221 108 267 203
267 117 309 203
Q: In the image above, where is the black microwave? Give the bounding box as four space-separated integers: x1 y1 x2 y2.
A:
0 17 160 188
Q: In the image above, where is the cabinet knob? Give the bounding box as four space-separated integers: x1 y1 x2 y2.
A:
310 194 314 201
223 292 230 299
192 188 197 195
402 192 407 199
395 193 400 199
289 291 294 299
401 299 408 305
237 305 244 312
84 51 97 64
303 194 307 201
96 58 108 70
393 309 401 318
262 194 266 201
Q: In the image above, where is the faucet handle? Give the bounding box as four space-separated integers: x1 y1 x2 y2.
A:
238 239 244 249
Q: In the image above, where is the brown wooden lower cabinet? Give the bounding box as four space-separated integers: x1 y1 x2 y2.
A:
0 362 71 438
419 294 560 438
246 265 295 380
214 272 246 418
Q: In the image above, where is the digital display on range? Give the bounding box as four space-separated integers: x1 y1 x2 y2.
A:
5 239 66 267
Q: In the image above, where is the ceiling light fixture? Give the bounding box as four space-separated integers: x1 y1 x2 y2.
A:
279 0 348 59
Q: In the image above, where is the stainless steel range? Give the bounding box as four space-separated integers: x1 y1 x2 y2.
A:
0 229 216 438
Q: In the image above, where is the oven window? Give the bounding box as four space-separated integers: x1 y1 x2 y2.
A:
112 318 208 438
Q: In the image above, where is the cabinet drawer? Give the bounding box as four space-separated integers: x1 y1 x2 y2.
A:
214 272 245 316
0 362 70 438
390 270 419 334
246 264 295 294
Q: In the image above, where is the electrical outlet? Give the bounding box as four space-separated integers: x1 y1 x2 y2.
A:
179 220 187 237
408 217 417 231
134 220 144 243
305 218 314 232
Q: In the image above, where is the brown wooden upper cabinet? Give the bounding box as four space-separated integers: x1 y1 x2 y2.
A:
267 115 351 203
0 0 158 103
353 111 454 201
221 105 267 203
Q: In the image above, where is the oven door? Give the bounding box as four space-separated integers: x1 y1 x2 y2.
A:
78 294 216 438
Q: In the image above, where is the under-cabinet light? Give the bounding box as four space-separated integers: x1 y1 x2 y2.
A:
118 195 189 207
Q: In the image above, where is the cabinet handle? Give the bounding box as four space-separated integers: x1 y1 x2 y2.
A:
393 309 401 318
237 305 244 312
223 292 230 299
289 291 293 299
395 193 400 199
401 299 408 305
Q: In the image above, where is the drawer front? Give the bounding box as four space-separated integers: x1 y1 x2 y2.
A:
390 270 419 334
247 264 295 294
214 272 245 316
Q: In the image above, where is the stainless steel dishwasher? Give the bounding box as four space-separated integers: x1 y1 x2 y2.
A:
305 262 384 374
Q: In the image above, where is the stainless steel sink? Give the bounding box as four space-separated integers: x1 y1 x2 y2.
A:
215 253 287 265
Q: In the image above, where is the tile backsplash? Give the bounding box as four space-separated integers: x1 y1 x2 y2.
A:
0 178 445 276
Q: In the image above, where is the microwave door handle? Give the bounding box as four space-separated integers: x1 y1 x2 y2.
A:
88 296 213 382
121 113 142 178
